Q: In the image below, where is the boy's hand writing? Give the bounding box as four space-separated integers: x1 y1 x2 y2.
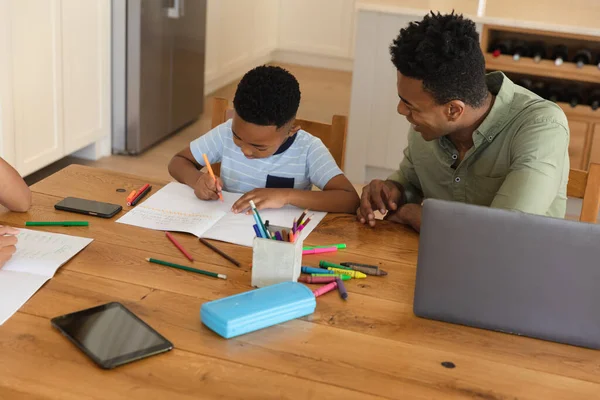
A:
0 225 19 268
192 173 223 201
232 189 291 214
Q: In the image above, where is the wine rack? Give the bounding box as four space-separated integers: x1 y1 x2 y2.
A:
481 24 600 171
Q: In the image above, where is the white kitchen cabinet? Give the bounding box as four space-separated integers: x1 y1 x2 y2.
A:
0 0 110 177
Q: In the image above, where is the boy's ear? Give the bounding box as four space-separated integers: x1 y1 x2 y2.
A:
289 125 301 136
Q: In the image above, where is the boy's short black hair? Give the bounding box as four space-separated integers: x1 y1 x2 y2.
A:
233 65 301 128
390 12 488 108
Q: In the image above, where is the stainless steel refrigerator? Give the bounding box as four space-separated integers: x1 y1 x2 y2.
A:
112 0 206 154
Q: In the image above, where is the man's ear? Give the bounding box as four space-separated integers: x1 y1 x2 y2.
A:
445 100 466 122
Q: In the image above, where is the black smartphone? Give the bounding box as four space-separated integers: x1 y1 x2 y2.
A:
55 197 122 218
51 302 174 369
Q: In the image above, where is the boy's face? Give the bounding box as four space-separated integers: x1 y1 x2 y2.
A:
231 112 299 159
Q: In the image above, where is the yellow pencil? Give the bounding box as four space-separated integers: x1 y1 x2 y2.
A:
202 153 224 202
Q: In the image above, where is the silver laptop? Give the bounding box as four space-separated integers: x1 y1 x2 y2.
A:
414 198 600 349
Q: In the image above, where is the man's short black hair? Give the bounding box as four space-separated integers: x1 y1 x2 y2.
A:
390 12 488 108
233 65 301 128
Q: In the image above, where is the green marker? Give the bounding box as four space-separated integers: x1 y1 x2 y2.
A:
303 244 346 251
319 260 351 270
26 221 89 227
311 273 351 280
146 257 226 280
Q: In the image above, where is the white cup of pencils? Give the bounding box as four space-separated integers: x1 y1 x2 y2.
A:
250 203 311 288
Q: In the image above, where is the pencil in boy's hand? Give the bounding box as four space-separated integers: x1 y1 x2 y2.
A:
202 153 224 202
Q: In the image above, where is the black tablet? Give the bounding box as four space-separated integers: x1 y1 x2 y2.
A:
51 302 173 369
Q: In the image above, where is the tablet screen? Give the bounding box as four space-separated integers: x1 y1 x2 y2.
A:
52 302 173 368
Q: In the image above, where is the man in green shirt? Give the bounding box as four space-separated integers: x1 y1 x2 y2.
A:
357 12 569 232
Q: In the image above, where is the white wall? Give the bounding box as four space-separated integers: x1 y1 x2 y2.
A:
204 0 280 95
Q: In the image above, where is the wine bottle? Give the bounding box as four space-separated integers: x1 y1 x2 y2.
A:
512 40 530 61
530 41 546 63
489 39 512 57
516 78 533 91
588 89 600 111
565 85 584 108
552 44 569 66
546 84 563 103
596 53 600 70
532 81 547 98
573 48 592 68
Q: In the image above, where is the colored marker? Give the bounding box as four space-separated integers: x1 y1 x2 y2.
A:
250 200 270 239
336 277 348 300
274 231 283 241
311 273 351 281
165 231 194 262
26 221 88 227
130 185 152 206
327 267 367 279
202 153 223 202
125 190 137 204
319 261 352 270
302 247 337 255
302 266 334 275
313 281 338 298
299 276 338 284
253 224 262 238
146 257 226 279
128 183 149 206
340 262 388 276
304 244 346 250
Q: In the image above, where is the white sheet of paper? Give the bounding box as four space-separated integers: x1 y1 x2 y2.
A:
117 182 327 247
0 229 93 325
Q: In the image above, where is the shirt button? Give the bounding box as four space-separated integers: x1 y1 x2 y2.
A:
488 136 493 141
451 154 458 160
454 177 461 183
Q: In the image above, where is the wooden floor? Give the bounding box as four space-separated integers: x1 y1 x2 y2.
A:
48 63 352 184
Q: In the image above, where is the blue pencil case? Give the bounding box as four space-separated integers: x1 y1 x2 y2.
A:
200 282 316 339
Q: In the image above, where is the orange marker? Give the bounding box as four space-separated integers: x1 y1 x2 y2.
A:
125 190 137 204
202 153 223 202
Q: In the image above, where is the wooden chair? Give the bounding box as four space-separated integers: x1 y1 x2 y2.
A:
210 97 348 176
567 163 600 223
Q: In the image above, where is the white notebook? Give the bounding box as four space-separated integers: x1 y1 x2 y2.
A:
116 182 326 247
0 229 93 325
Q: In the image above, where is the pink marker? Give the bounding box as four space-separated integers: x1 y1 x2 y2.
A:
312 281 338 298
302 247 338 255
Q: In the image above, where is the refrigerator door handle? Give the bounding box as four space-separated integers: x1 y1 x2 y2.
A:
167 0 184 18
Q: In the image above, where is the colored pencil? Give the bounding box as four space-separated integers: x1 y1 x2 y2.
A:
297 210 308 226
274 231 283 241
199 237 240 267
146 257 226 279
125 190 137 204
202 153 224 202
165 231 194 262
26 221 88 227
292 218 298 233
282 230 289 242
127 183 149 206
130 185 152 206
313 281 338 298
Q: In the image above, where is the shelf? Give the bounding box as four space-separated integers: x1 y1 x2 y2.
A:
485 53 600 85
556 102 600 122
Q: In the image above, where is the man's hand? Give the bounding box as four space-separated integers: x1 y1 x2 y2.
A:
384 203 422 232
357 180 403 227
192 173 223 201
232 189 292 214
0 226 19 268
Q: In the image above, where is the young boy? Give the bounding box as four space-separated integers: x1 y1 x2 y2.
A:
168 65 360 214
0 157 31 267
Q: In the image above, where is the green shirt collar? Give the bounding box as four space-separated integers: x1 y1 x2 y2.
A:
474 71 515 144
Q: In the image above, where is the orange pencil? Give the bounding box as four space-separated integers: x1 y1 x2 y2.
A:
165 231 194 262
202 153 224 202
125 190 137 204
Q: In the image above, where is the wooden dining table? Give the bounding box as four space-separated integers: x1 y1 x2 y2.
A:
0 165 599 400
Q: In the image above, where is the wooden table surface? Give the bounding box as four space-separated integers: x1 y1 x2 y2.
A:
1 165 599 400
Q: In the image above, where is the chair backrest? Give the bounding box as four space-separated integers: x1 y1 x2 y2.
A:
210 97 348 170
567 163 600 223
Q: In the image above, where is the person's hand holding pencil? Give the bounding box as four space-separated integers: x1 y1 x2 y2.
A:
201 154 224 202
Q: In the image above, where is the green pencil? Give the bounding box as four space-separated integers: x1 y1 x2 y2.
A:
26 221 89 226
303 244 346 251
145 257 226 280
